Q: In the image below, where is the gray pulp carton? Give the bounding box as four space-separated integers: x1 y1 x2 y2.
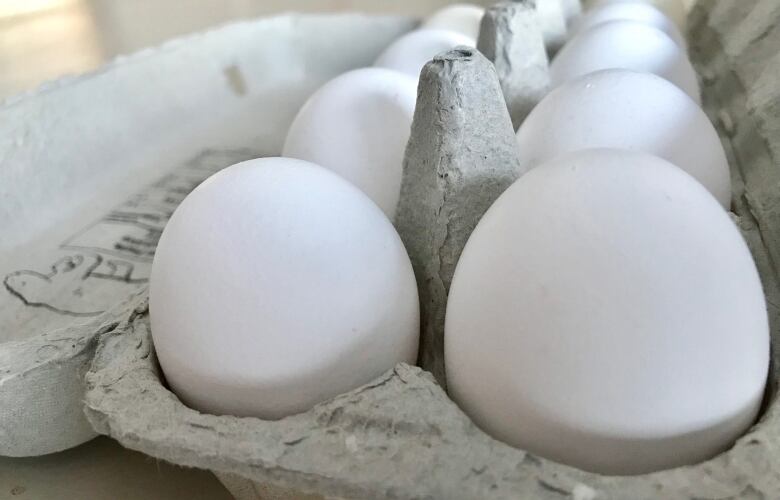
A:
5 1 780 499
84 1 780 498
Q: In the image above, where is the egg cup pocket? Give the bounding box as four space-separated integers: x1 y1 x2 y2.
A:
84 294 780 499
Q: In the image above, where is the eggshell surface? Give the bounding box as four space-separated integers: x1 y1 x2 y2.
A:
572 2 686 48
561 0 583 26
422 4 485 40
551 20 699 102
445 149 769 475
283 68 417 218
591 0 686 30
536 0 569 53
374 29 476 78
150 158 420 420
516 69 730 207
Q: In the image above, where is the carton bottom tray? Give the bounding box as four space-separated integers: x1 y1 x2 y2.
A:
82 294 780 500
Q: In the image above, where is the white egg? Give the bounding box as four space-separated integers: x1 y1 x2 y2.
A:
445 148 768 475
590 0 687 30
516 69 730 207
573 2 686 48
283 68 416 218
536 0 569 54
422 4 485 41
374 29 476 78
560 0 583 26
150 157 420 420
551 20 700 102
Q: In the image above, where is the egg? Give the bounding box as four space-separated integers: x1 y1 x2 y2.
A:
150 157 420 419
422 4 485 41
560 0 583 26
283 68 416 218
374 29 476 78
516 69 729 207
536 0 568 54
590 0 687 30
445 148 769 475
551 21 699 102
572 2 686 48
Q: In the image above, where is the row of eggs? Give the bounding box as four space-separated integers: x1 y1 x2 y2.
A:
284 0 730 219
149 0 769 477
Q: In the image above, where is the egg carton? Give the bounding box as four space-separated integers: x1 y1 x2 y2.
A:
86 0 780 498
3 1 780 499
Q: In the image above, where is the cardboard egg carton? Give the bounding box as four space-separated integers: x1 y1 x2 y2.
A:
3 1 780 499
